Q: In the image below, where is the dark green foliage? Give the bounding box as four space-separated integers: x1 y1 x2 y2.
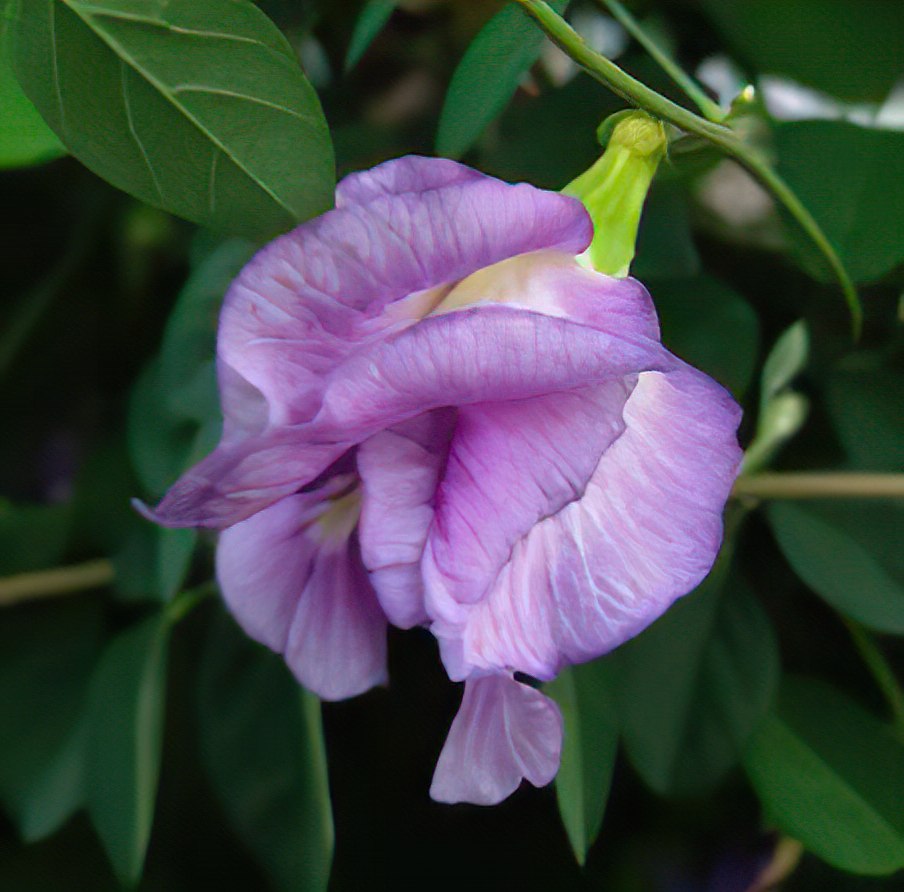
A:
1 0 902 888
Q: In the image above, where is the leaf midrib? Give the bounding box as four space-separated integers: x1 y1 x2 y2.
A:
58 0 303 222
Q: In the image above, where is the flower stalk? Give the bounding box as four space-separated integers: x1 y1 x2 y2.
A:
512 0 862 335
0 558 114 607
732 472 904 501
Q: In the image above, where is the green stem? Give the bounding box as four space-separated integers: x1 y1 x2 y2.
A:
596 0 725 122
512 0 862 335
843 617 904 740
0 558 114 606
732 472 904 500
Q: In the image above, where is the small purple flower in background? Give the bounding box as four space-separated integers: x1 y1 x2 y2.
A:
145 155 742 805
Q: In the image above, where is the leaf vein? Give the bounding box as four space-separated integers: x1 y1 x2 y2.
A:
59 0 303 222
171 84 315 123
120 61 164 203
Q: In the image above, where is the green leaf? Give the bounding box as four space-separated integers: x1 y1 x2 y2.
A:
826 368 904 472
651 274 760 397
86 614 171 887
547 659 619 865
197 610 334 892
768 500 904 634
435 0 570 159
9 0 335 240
0 19 65 167
776 122 904 284
700 0 904 102
112 524 196 603
0 600 101 840
745 677 904 875
742 321 810 474
620 565 780 797
345 0 395 72
129 239 253 498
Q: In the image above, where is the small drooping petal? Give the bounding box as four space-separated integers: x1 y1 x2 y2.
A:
216 483 387 700
357 410 455 628
426 363 743 681
430 675 563 806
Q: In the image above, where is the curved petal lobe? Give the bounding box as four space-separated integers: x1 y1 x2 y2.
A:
357 410 455 628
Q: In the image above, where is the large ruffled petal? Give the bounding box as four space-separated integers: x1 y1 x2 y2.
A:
424 363 743 681
215 485 387 700
151 161 592 527
429 674 563 805
217 162 591 430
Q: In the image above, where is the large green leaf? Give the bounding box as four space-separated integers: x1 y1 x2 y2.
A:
745 677 904 875
547 658 619 865
435 0 570 159
197 611 334 892
9 0 334 239
0 19 65 167
86 614 171 886
651 274 760 398
776 122 904 284
700 0 904 102
620 565 780 797
0 600 101 840
769 500 904 634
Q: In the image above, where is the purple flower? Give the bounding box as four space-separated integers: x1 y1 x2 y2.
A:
146 156 742 805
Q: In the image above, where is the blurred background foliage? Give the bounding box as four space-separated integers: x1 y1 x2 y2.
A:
0 0 902 889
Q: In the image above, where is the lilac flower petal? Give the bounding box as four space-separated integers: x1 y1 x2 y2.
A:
357 410 455 628
216 489 387 700
426 364 743 681
335 155 485 207
313 303 671 442
429 675 563 805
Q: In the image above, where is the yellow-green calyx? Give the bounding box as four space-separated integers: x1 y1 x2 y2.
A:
563 111 667 277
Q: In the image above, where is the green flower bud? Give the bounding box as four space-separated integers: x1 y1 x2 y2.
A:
563 111 667 277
